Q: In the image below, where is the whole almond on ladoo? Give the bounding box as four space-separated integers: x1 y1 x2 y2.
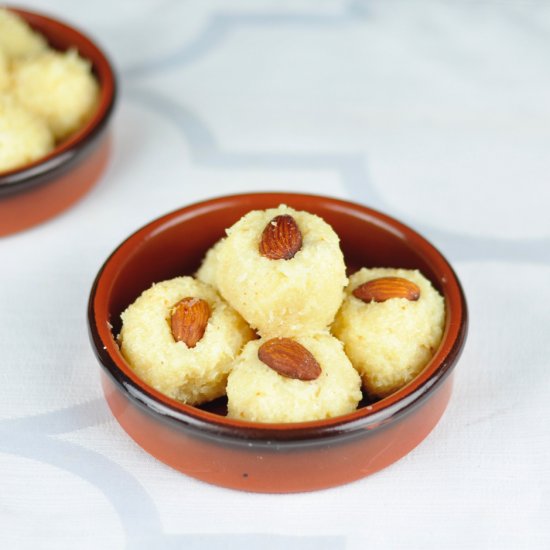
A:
258 337 321 380
353 277 420 303
170 297 210 347
259 214 302 260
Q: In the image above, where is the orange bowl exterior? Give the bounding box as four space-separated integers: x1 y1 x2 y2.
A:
0 7 116 236
88 193 468 493
0 135 111 236
101 372 454 492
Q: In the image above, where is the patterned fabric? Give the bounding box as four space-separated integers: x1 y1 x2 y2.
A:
1 1 549 548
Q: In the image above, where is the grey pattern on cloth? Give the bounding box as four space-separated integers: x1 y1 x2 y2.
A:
1 1 549 548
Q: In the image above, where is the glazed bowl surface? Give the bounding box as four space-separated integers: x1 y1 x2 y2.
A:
0 6 116 235
88 193 468 493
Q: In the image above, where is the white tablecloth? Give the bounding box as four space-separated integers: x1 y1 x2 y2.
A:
1 1 549 548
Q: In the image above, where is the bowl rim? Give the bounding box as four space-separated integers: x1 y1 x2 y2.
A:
0 6 117 192
88 192 468 442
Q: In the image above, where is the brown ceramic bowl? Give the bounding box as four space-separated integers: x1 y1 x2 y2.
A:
0 7 116 236
88 193 468 493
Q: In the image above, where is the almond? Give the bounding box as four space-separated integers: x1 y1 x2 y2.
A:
170 297 210 348
353 277 420 303
258 337 321 381
259 214 302 260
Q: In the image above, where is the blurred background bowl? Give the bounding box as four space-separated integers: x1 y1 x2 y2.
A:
0 6 116 236
88 193 468 493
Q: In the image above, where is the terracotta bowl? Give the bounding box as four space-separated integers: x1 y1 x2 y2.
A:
88 193 468 493
0 7 116 236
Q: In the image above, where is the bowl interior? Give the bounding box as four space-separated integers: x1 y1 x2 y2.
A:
92 193 466 435
0 7 116 190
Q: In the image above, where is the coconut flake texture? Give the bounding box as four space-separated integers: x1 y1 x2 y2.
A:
118 277 254 406
227 332 362 423
0 49 10 91
215 205 348 337
12 48 99 140
0 93 54 172
332 267 445 398
0 8 47 60
196 237 225 291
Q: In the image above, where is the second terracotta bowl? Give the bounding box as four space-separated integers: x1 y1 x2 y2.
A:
88 193 468 493
0 7 116 236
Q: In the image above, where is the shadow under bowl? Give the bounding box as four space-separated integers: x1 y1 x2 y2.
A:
88 193 468 493
0 7 116 236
